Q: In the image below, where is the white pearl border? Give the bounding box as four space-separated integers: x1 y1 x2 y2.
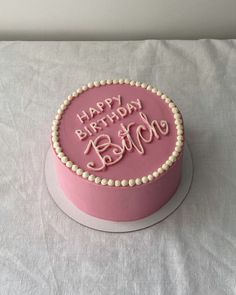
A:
51 79 184 187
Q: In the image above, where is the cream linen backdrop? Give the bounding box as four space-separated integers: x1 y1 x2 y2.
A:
0 40 235 295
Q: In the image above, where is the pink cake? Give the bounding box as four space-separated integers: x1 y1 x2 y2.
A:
51 79 184 221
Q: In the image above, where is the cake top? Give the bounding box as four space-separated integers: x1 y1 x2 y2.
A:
51 79 184 187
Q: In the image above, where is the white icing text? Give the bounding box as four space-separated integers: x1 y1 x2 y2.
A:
75 95 142 140
84 112 169 171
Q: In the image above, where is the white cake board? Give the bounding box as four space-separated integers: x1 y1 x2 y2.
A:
45 145 193 233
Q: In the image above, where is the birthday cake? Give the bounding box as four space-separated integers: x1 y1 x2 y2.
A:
51 79 184 221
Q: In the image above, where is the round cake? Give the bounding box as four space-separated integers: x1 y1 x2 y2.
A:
51 79 184 221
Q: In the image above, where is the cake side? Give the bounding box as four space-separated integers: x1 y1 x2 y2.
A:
52 146 183 221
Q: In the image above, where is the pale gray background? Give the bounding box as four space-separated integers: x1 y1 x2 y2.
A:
0 0 236 40
0 40 236 295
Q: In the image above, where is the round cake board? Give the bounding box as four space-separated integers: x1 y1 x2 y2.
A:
45 144 193 233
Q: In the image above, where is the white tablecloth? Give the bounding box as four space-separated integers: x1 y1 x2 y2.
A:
0 40 236 295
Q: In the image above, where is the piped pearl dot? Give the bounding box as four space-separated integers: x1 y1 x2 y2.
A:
173 151 179 157
166 160 172 167
142 176 148 184
174 113 181 120
52 136 58 143
88 175 95 182
61 156 68 163
94 81 100 87
76 168 83 175
52 130 58 136
82 85 88 91
101 178 108 185
77 88 82 94
100 80 106 85
58 152 64 158
175 146 182 152
66 161 72 168
119 79 124 84
156 90 162 96
158 167 164 174
60 104 66 110
52 120 59 126
169 155 176 162
129 179 135 187
64 99 69 105
53 142 59 148
67 95 73 101
72 91 77 97
176 140 183 147
113 79 118 84
58 104 66 114
88 82 93 88
141 83 147 88
52 133 58 140
169 102 175 108
147 85 152 91
176 123 183 130
175 120 183 126
135 81 141 87
172 107 178 114
56 147 62 153
135 178 142 185
51 125 58 131
106 79 112 85
95 177 101 184
148 174 153 181
151 88 157 93
57 109 62 114
161 94 167 100
165 98 171 103
72 165 78 171
115 180 121 187
52 134 58 140
177 135 183 141
153 171 159 178
177 129 183 135
82 171 89 178
121 179 128 186
130 80 135 86
162 163 169 170
108 179 114 186
55 114 61 120
124 79 130 84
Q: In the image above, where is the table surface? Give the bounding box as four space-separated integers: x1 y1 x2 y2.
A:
0 40 236 295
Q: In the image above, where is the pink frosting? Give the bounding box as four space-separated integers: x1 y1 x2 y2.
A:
52 83 184 221
59 84 177 179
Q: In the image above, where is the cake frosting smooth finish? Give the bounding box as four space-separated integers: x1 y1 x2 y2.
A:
51 79 184 221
